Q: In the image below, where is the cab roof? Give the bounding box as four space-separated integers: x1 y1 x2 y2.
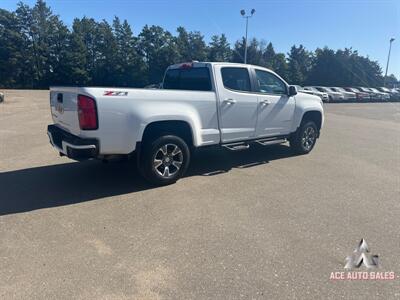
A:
167 61 273 71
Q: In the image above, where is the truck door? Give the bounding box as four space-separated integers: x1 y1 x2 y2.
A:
214 65 259 143
253 68 295 137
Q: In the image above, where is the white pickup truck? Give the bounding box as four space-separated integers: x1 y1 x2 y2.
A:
48 62 324 185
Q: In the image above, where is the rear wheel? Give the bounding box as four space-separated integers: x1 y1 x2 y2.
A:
140 135 190 185
289 120 318 154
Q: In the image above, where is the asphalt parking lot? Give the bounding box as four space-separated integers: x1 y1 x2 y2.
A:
1 90 399 299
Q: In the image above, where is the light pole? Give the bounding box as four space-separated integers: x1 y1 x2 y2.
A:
384 38 395 87
240 9 255 64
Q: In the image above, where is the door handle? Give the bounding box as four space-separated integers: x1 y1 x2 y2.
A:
223 98 236 105
260 99 271 105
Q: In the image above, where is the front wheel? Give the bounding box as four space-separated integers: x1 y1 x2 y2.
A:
289 121 318 154
140 135 190 185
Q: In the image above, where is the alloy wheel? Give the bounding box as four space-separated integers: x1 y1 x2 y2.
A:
153 143 183 178
301 126 316 151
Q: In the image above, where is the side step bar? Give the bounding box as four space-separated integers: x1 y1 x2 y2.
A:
222 142 250 151
256 138 287 146
222 138 287 151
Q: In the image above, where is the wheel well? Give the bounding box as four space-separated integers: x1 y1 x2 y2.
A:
302 111 322 131
141 120 194 147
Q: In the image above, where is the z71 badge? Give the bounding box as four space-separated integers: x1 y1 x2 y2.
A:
104 91 128 96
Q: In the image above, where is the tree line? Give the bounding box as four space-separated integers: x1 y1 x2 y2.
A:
0 0 395 89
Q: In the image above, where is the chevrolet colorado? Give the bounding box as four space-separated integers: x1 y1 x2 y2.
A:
48 62 324 185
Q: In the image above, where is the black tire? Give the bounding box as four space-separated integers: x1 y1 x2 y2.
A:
289 120 318 155
139 135 190 185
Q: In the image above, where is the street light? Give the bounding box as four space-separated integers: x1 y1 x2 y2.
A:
384 37 395 87
240 9 256 64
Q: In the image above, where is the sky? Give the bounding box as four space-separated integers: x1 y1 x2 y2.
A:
2 0 399 78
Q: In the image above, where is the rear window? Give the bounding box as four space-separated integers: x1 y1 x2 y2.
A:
163 67 212 91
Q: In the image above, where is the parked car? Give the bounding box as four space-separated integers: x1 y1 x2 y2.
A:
390 88 400 101
311 86 345 102
47 62 324 185
330 87 357 101
377 87 400 101
368 87 390 101
343 87 371 101
357 87 384 101
297 86 329 102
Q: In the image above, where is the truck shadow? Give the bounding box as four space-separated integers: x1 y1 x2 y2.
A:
0 145 298 215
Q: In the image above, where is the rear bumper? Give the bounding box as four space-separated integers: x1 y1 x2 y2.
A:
47 125 99 160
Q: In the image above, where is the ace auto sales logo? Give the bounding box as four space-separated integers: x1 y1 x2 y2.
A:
330 239 397 281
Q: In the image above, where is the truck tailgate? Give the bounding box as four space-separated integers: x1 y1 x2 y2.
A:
50 87 81 135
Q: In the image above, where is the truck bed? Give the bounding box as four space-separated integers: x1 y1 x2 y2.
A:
50 87 219 154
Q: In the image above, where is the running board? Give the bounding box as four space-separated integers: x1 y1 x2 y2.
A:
256 138 287 146
223 142 250 151
222 138 287 151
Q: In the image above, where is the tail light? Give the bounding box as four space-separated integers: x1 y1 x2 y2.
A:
78 94 98 130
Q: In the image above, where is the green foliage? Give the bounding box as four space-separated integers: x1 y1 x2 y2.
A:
137 25 180 84
232 37 264 66
0 8 25 87
306 47 384 86
262 42 288 80
287 45 312 85
208 34 231 62
0 0 388 88
384 74 398 86
176 26 207 62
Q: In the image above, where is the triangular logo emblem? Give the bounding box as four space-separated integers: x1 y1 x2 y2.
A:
344 239 379 269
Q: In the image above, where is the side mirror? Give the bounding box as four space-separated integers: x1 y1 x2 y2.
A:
288 85 298 96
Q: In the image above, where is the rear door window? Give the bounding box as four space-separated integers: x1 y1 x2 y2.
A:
221 67 251 92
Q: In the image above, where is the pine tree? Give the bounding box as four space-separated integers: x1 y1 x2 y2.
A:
0 0 389 89
232 37 264 66
262 42 276 69
176 26 207 62
0 9 25 87
137 25 179 85
208 34 231 62
287 45 312 85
